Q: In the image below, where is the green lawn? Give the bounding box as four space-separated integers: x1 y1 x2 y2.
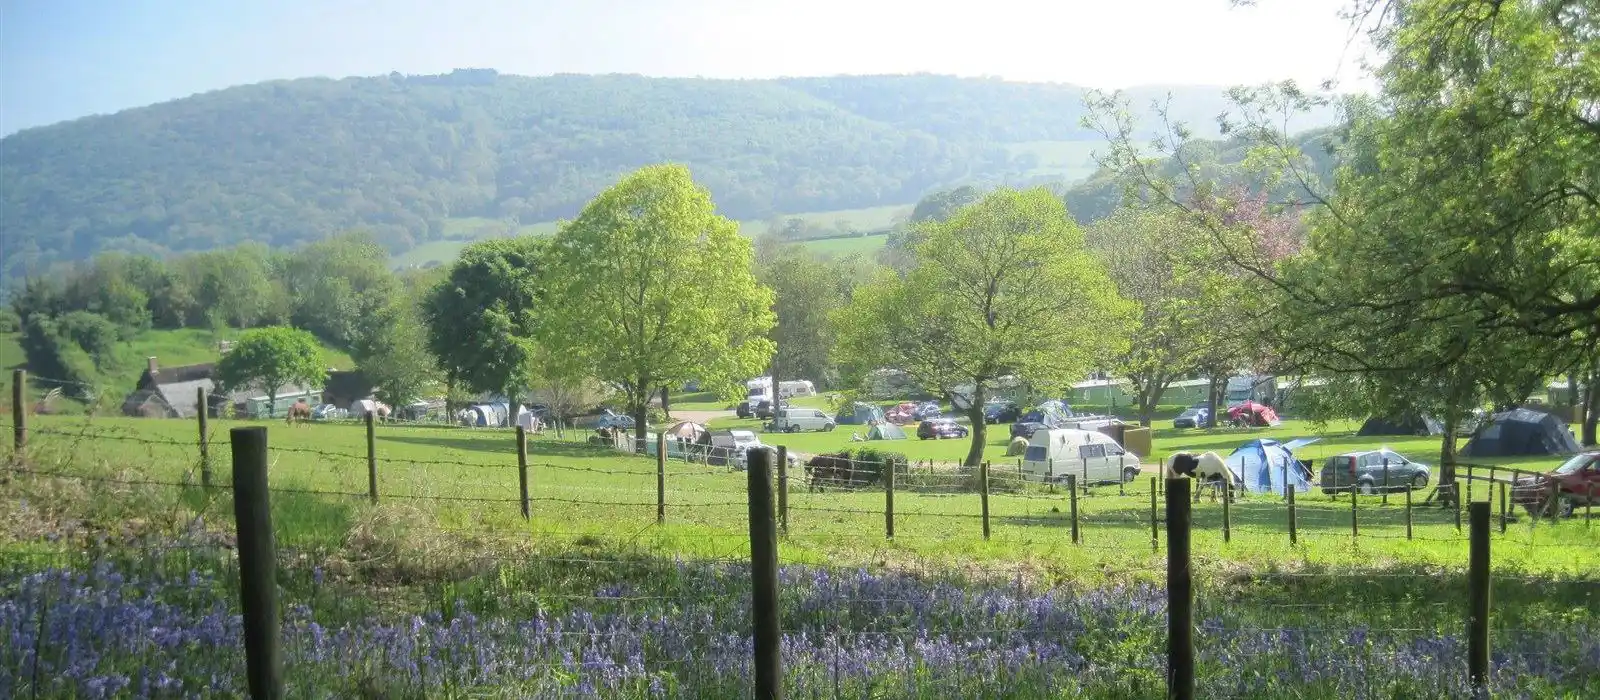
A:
7 414 1592 578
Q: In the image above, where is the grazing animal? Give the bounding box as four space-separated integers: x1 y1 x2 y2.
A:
286 400 312 426
804 452 878 491
1164 451 1234 494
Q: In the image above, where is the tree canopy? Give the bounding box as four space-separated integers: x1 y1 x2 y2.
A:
213 326 327 416
420 237 546 401
835 187 1135 465
541 165 776 441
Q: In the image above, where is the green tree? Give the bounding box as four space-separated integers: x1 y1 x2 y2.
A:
284 232 401 347
419 237 544 405
835 187 1136 466
757 243 858 390
352 298 437 408
541 164 776 444
214 326 327 417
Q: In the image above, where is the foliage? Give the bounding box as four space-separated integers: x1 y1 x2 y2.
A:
419 237 545 400
834 187 1136 465
213 326 327 416
756 243 859 390
0 308 16 334
541 165 776 441
351 297 436 408
283 232 401 347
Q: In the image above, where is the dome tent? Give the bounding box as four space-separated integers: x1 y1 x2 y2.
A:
1223 438 1317 494
1460 408 1580 458
866 423 907 440
1358 414 1445 437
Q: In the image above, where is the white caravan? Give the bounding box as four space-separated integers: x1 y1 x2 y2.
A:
778 380 816 398
1021 428 1142 484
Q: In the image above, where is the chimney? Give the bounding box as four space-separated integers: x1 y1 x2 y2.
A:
146 356 158 375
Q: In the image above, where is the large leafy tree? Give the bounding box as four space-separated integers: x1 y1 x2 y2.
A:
352 295 438 409
541 164 776 444
835 187 1135 466
214 326 327 417
283 232 401 348
420 237 544 406
756 243 859 391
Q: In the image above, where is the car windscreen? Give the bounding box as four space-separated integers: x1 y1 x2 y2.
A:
1553 454 1593 475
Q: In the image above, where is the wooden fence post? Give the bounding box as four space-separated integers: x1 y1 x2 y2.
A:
656 432 667 524
1498 482 1507 535
516 426 530 520
365 412 378 504
1382 459 1390 506
1067 474 1080 544
1221 479 1231 543
1166 477 1194 700
745 448 782 700
1288 484 1298 546
1149 477 1158 552
979 460 991 540
776 446 789 534
1467 501 1491 698
230 427 284 700
1405 485 1414 540
11 369 25 454
884 459 895 540
197 387 211 489
1351 478 1360 540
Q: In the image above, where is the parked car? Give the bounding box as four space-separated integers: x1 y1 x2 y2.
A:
595 410 636 430
736 400 755 419
770 407 836 433
1172 405 1212 429
912 401 943 421
1319 449 1430 495
1010 406 1071 439
917 418 970 440
1511 452 1600 517
311 404 348 421
708 429 800 471
983 399 1021 424
754 399 790 420
886 402 920 424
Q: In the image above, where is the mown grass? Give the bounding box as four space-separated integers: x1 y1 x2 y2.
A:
5 415 1595 578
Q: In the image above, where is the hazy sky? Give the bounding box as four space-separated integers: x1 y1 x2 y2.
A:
0 0 1374 135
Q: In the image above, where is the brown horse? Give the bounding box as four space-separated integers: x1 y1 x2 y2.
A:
286 400 313 426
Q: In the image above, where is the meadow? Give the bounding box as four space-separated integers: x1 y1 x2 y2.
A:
2 414 1596 697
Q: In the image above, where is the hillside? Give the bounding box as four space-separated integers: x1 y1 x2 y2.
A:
0 70 1340 285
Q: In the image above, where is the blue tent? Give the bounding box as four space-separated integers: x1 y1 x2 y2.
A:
1224 438 1318 494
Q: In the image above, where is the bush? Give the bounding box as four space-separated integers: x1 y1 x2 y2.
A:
846 447 909 481
645 406 668 425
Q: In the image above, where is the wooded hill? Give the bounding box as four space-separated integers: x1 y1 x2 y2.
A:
0 70 1338 286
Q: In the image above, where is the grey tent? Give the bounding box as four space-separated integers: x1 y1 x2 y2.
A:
866 423 907 440
1459 408 1580 458
1358 414 1445 437
834 402 887 425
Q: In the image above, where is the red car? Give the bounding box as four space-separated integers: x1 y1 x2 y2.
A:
1511 452 1600 516
886 402 919 425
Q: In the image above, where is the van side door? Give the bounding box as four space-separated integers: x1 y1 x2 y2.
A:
1077 443 1110 483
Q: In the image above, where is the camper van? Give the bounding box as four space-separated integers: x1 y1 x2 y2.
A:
1225 375 1276 406
1021 429 1142 484
778 380 817 398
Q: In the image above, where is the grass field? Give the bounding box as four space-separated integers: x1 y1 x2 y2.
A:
3 414 1595 697
392 205 911 268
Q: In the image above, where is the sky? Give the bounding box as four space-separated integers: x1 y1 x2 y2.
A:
0 0 1375 135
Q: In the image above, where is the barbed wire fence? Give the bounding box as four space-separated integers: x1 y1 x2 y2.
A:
4 369 1599 697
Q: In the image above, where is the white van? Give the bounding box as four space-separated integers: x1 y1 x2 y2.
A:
1021 429 1141 484
771 408 836 433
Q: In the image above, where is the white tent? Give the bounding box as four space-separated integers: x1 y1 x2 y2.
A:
349 399 389 419
515 407 541 432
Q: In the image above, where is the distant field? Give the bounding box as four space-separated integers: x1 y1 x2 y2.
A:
796 234 890 256
393 204 911 268
1005 140 1104 182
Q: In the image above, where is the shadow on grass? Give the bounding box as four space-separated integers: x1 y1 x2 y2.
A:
378 433 621 460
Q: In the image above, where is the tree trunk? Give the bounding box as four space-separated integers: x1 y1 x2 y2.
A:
659 386 671 420
630 379 650 449
1206 375 1222 429
1438 414 1459 505
1136 376 1167 428
963 384 987 467
1583 367 1598 447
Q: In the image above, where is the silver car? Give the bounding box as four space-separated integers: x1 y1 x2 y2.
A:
1320 449 1430 495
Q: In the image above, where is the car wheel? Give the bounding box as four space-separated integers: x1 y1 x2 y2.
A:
823 423 836 432
1410 473 1428 490
1123 467 1141 483
1358 480 1376 496
785 425 799 434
